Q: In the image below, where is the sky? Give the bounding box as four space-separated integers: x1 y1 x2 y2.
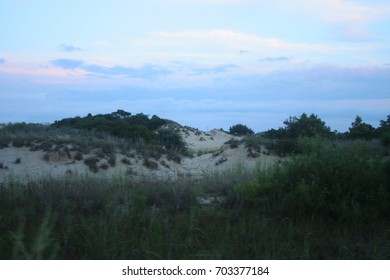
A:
0 0 389 132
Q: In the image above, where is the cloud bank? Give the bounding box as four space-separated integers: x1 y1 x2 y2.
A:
50 59 171 79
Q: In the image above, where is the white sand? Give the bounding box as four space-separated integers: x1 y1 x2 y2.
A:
0 126 281 184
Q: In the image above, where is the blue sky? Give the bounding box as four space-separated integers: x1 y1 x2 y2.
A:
0 0 389 132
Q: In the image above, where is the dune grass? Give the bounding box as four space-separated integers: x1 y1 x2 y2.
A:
0 138 389 259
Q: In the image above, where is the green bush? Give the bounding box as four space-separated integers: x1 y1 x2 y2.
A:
84 156 100 173
12 137 26 148
100 163 109 170
237 139 389 223
0 136 10 148
94 150 105 159
143 158 158 170
121 157 131 165
380 131 390 147
229 124 254 136
157 128 187 153
52 110 168 145
74 152 83 161
225 139 240 149
108 155 116 167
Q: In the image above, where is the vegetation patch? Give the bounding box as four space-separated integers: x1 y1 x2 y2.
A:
225 138 240 149
143 158 158 170
121 157 131 165
83 156 100 173
74 152 83 161
99 163 109 170
108 155 116 167
229 124 254 136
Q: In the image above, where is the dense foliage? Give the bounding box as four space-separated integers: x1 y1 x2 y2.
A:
51 109 186 153
52 110 166 142
261 113 390 155
348 115 376 140
228 124 254 136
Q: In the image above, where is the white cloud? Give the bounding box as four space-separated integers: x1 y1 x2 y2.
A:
309 0 389 24
162 0 390 23
163 0 390 41
298 0 390 40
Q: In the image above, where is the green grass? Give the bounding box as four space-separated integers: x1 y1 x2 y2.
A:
0 138 389 259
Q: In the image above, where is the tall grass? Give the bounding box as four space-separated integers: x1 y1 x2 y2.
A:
235 138 390 258
0 138 389 259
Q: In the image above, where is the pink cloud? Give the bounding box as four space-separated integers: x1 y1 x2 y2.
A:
0 63 89 85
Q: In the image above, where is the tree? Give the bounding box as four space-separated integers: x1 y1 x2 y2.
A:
283 113 332 138
348 115 375 140
229 124 254 136
149 115 167 130
110 109 131 120
378 115 390 134
378 115 390 146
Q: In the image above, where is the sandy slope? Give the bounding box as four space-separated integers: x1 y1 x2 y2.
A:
0 126 281 184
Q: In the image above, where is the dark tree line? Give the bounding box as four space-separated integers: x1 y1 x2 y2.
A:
255 113 390 155
52 109 187 153
262 113 390 142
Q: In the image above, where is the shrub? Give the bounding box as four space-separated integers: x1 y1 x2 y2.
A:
95 150 105 159
121 157 131 165
265 138 298 156
52 110 166 144
0 137 10 148
237 140 389 223
108 155 116 167
229 124 254 136
12 137 26 148
84 156 100 173
102 143 115 155
225 139 240 149
158 128 187 153
100 163 109 170
380 131 390 147
143 158 158 170
39 142 52 151
74 152 83 161
167 152 182 164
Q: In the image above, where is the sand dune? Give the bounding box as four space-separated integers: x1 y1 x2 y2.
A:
0 125 281 185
